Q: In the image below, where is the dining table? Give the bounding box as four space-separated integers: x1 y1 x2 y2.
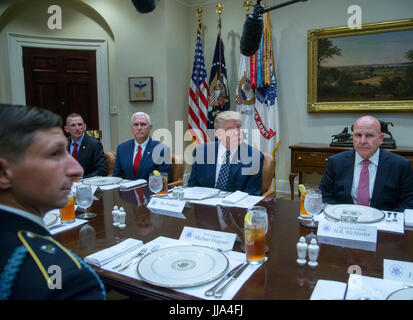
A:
55 186 413 300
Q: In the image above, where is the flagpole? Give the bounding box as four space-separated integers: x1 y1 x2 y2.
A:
216 3 224 110
195 8 202 106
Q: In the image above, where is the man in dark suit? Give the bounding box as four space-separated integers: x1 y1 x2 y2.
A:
188 111 263 196
64 113 108 177
0 104 106 299
320 115 413 212
113 112 171 181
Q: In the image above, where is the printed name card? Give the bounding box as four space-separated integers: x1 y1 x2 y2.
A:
384 259 413 284
179 226 236 251
147 198 186 219
317 221 377 251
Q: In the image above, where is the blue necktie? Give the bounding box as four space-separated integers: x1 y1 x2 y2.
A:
216 150 231 190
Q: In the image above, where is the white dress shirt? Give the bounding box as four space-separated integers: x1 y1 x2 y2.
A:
132 137 149 166
215 143 238 185
351 148 380 205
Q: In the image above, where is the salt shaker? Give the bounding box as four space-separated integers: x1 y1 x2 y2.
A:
117 207 126 229
112 205 119 227
296 236 308 266
307 238 320 268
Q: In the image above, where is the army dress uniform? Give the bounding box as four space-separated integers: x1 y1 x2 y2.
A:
0 204 106 300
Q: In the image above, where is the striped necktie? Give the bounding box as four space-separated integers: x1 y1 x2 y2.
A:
215 150 231 191
357 159 371 206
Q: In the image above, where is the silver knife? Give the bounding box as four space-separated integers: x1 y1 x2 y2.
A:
214 263 249 298
204 263 243 297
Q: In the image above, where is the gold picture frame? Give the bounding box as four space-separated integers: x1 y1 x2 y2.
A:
307 18 413 113
129 76 153 102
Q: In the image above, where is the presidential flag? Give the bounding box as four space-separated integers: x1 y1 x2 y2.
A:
188 21 209 144
236 12 281 156
207 33 230 130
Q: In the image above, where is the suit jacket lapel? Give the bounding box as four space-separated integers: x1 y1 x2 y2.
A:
138 137 153 177
343 150 355 198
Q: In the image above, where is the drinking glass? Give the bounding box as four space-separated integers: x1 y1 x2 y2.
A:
158 172 168 195
148 173 162 197
244 206 268 265
60 192 75 224
75 184 96 219
303 188 323 229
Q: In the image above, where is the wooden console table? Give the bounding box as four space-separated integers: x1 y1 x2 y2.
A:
289 143 413 200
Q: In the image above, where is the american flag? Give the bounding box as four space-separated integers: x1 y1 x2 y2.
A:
188 21 209 145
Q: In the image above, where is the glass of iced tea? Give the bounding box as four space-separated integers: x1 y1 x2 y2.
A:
60 192 75 224
244 206 268 265
158 172 168 195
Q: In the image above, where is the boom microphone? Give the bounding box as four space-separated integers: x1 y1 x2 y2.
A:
240 4 264 57
131 0 156 14
240 0 309 56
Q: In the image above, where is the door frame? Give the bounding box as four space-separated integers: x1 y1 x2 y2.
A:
7 33 111 150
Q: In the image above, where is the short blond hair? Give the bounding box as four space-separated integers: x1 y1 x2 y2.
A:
214 111 242 129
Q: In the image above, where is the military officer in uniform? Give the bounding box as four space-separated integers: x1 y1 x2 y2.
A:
0 104 106 299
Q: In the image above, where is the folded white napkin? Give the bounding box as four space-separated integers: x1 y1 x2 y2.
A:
222 191 248 204
49 218 88 235
84 238 143 267
404 209 413 227
183 187 220 200
119 179 147 189
310 280 347 300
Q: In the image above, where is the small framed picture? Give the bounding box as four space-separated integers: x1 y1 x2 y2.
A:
129 76 153 102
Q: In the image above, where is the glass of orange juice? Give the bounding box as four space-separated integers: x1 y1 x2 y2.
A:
158 172 168 195
299 184 310 218
60 192 75 224
244 206 268 265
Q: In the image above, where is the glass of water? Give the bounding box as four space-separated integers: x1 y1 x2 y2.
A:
148 173 163 198
303 188 323 228
75 184 96 219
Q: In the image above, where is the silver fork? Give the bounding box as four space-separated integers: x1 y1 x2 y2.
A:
118 244 160 272
113 247 148 270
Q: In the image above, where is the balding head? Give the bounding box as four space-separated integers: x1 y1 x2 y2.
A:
352 115 384 159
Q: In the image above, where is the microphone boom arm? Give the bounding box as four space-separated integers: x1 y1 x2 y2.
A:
261 0 308 13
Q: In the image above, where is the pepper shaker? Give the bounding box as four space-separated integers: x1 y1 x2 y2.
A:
296 236 308 266
112 205 119 227
308 238 320 268
117 207 126 229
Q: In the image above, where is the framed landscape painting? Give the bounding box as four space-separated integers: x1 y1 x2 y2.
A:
307 18 413 112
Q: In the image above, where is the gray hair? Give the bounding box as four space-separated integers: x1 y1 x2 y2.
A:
0 104 62 161
131 112 151 125
214 111 242 129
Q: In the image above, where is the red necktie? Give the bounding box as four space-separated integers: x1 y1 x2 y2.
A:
357 159 371 206
72 142 79 159
133 145 142 176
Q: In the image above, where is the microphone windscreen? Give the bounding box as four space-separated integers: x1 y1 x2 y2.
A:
131 0 156 13
240 4 264 56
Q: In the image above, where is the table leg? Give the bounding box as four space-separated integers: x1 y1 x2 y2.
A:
289 173 298 200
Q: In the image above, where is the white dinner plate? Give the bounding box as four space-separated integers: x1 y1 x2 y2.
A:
43 211 59 226
81 176 123 186
137 246 229 288
323 204 385 223
386 287 413 300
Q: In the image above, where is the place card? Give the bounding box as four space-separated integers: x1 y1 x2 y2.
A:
383 259 413 284
317 220 377 252
147 197 186 219
179 226 236 251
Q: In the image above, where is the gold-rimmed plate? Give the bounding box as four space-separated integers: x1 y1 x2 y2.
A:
43 211 59 226
387 287 413 300
323 204 385 223
137 246 229 288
